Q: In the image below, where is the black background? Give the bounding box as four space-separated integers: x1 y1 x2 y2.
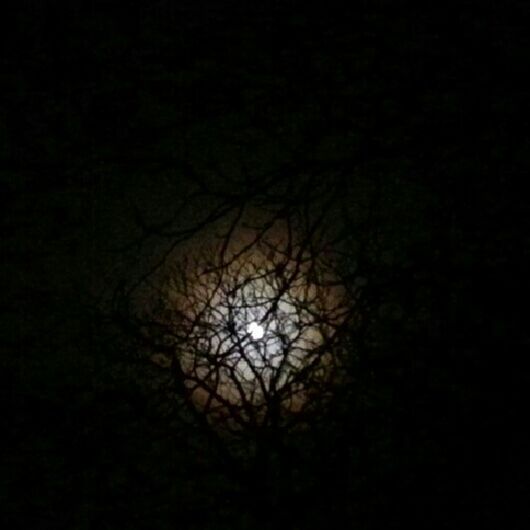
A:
1 1 528 528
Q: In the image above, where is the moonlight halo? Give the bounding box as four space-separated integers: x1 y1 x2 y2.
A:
138 206 352 430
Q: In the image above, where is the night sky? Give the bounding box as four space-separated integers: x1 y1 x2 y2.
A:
1 1 528 529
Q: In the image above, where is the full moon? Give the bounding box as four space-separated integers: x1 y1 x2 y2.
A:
247 321 265 340
146 210 350 426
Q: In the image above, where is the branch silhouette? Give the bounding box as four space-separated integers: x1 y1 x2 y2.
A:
113 172 363 443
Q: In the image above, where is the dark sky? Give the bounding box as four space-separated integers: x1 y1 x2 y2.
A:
1 2 528 529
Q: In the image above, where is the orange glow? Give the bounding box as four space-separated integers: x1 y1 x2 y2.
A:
145 210 350 429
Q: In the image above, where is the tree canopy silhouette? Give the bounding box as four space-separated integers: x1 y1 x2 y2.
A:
112 172 366 449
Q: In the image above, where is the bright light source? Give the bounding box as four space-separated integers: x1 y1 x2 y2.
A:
247 321 265 340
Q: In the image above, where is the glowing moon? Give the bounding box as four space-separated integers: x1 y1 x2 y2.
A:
247 321 265 340
145 211 350 428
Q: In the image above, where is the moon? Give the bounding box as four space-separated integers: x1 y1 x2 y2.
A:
145 210 350 427
247 321 265 340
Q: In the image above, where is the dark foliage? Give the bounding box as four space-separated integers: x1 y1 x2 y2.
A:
1 1 527 528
